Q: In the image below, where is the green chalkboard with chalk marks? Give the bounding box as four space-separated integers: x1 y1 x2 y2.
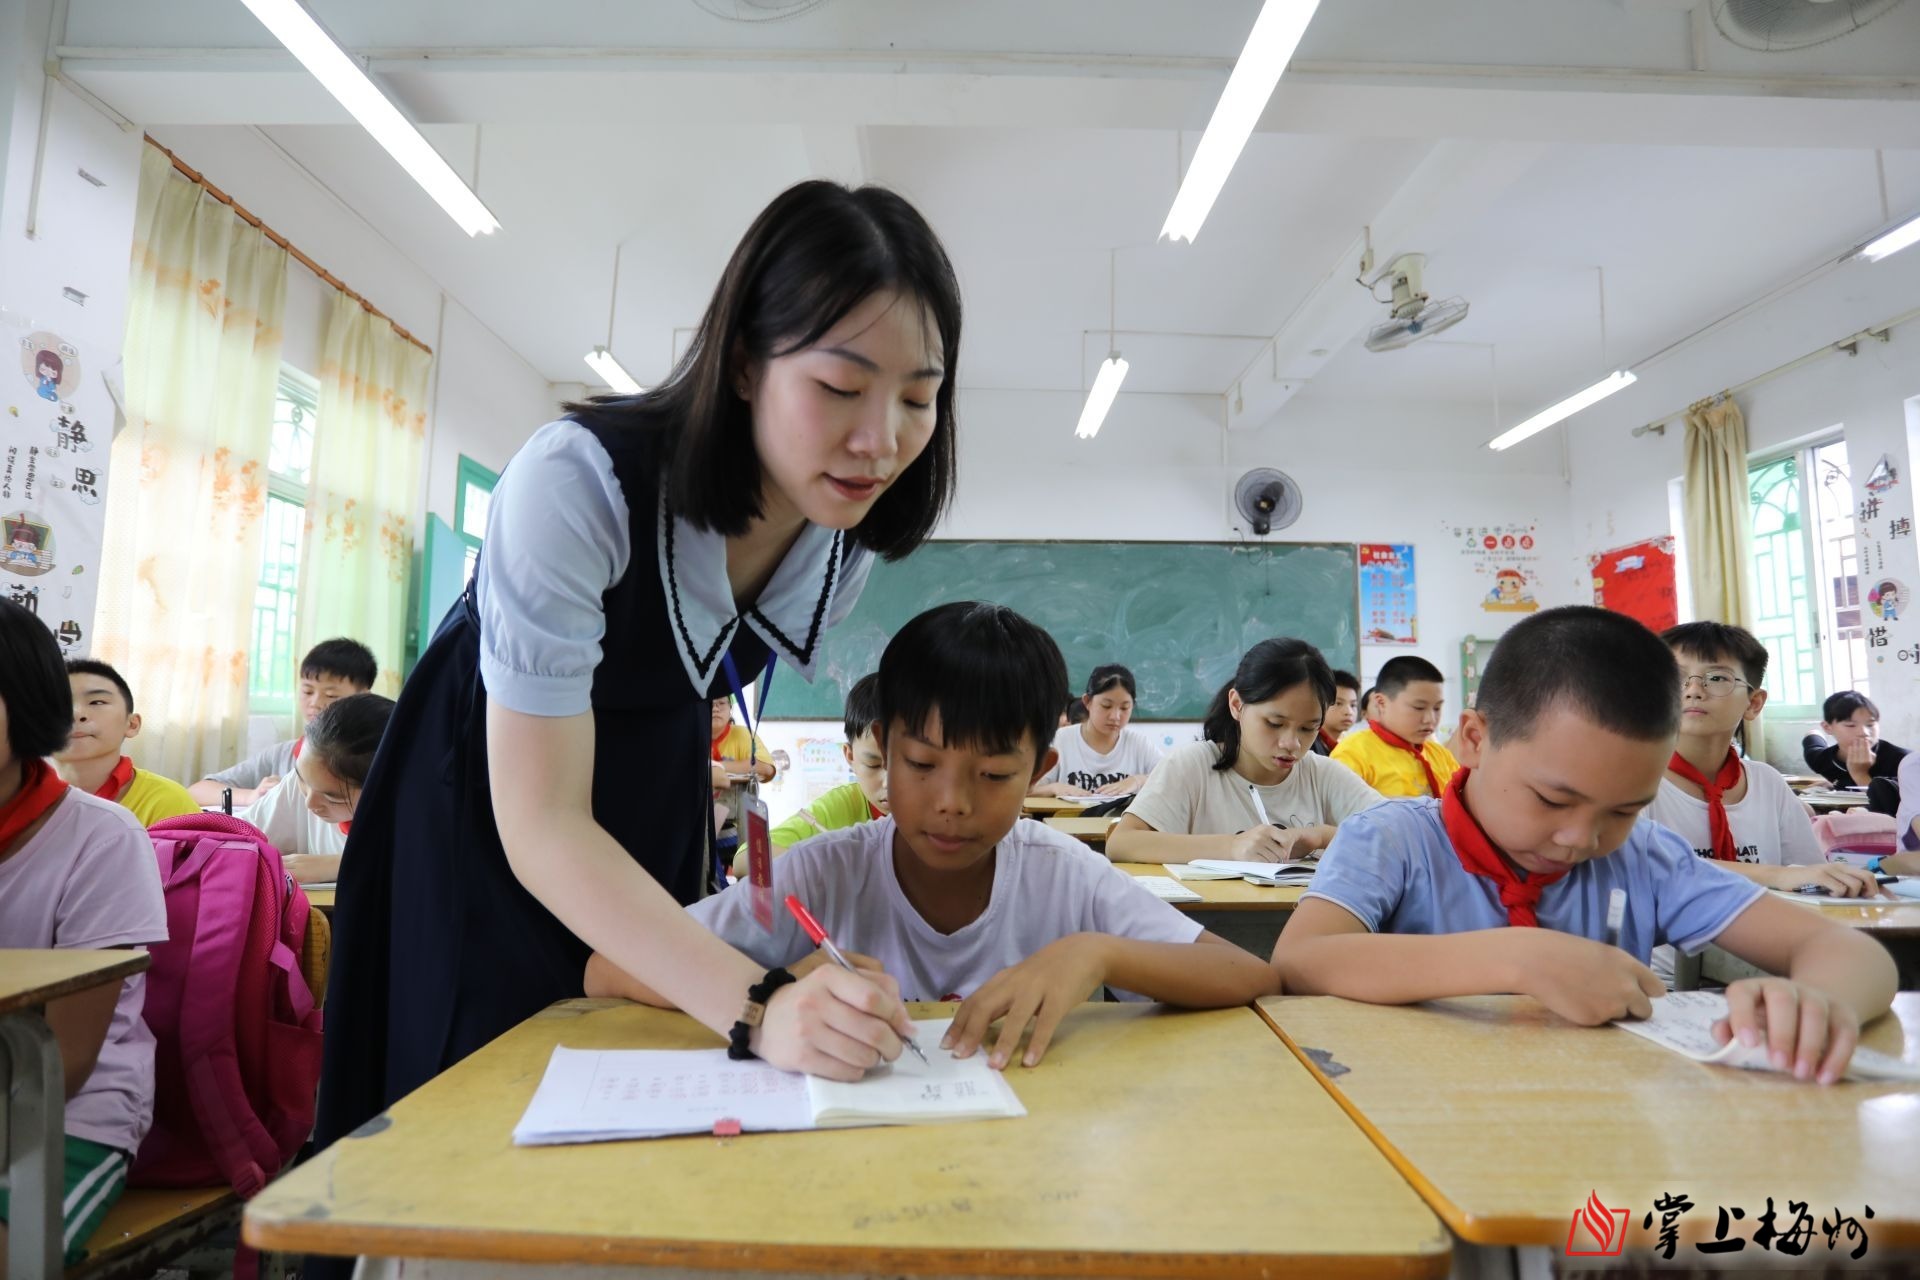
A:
765 539 1360 721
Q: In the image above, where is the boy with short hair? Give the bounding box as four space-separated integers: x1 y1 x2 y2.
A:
1273 607 1896 1085
591 601 1275 1069
769 673 887 852
54 659 200 825
1330 656 1458 797
1313 669 1362 755
189 637 377 807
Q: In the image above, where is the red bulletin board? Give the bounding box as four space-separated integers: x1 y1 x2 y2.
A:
1589 537 1678 632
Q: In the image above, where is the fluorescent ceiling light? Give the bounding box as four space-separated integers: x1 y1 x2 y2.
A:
1860 213 1920 263
584 347 643 395
1486 370 1636 452
1075 356 1129 439
238 0 500 236
1160 0 1320 244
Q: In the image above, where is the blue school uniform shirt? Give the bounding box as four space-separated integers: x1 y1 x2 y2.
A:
1304 798 1765 963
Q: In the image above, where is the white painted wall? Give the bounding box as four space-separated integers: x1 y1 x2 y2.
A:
1563 247 1920 763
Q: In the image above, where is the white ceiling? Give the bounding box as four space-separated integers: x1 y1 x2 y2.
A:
59 0 1920 439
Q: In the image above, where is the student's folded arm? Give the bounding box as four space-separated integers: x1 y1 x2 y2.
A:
1709 895 1896 1025
1104 813 1236 862
1270 898 1529 1004
1094 932 1277 1006
584 951 674 1008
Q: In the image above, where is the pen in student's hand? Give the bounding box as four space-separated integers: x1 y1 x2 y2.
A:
783 893 928 1065
1604 888 1626 950
1248 783 1273 828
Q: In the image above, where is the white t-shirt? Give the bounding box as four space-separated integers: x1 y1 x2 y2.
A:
1645 762 1822 868
1128 740 1386 835
1039 724 1165 793
243 772 348 857
689 816 1201 1001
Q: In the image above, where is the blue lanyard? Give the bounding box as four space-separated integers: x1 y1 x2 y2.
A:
721 653 777 769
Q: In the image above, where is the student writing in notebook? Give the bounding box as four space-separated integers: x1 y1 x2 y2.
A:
1329 656 1459 798
1029 663 1163 798
768 673 888 854
588 602 1275 1069
1272 607 1895 1084
1647 623 1880 897
244 693 394 884
1107 639 1383 865
1311 669 1361 756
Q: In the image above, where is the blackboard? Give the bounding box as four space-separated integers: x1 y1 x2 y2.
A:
766 540 1360 721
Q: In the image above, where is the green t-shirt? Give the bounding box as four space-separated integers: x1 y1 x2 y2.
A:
769 782 880 850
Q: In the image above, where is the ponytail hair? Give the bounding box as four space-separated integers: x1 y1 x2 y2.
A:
1202 638 1335 772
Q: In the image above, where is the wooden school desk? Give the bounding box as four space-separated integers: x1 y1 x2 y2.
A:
0 948 150 1278
1114 862 1304 960
304 886 336 916
1022 795 1093 816
1257 993 1920 1260
245 1000 1451 1278
1044 815 1116 845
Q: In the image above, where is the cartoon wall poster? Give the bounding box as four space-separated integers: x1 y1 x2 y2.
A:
1444 520 1543 615
1 320 110 655
1866 454 1899 495
1357 543 1418 645
19 330 80 403
1589 536 1678 633
1869 579 1907 624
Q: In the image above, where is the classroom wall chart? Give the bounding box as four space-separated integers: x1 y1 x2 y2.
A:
1589 536 1678 633
2 321 109 656
1443 520 1542 614
1357 543 1418 645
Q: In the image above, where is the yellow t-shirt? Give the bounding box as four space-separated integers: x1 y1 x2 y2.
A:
1329 728 1460 799
118 767 203 826
712 725 772 768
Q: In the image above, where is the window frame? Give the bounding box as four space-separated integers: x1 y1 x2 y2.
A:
248 368 320 719
453 454 499 583
1745 431 1862 721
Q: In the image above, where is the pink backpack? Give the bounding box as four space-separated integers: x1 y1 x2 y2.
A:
131 814 323 1196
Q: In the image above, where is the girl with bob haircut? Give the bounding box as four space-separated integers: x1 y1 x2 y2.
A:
318 181 960 1154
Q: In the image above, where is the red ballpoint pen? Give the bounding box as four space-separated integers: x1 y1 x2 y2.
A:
783 893 929 1065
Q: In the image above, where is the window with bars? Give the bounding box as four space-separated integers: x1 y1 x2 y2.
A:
454 455 498 584
248 370 317 716
1746 437 1866 717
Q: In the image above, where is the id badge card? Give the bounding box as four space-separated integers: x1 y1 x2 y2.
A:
742 789 775 932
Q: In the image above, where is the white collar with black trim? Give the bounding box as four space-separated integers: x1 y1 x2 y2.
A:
656 495 859 696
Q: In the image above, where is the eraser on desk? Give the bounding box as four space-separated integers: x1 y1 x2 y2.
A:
712 1118 742 1137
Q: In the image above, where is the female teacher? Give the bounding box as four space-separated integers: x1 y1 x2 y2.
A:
316 181 961 1149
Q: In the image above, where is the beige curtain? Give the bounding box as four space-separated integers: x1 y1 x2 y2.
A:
95 144 288 784
1683 395 1764 755
294 292 431 698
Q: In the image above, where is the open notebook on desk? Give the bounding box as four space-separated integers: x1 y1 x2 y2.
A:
513 1018 1025 1146
1612 992 1920 1083
1187 859 1317 886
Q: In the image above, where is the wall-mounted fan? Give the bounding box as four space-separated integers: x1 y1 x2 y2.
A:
1234 468 1303 537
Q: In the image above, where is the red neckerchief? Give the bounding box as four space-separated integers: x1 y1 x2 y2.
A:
293 737 304 759
338 820 352 836
93 755 136 801
1318 728 1338 752
1368 719 1442 796
868 801 884 821
711 729 730 763
1667 747 1743 861
1440 769 1568 927
0 759 70 853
